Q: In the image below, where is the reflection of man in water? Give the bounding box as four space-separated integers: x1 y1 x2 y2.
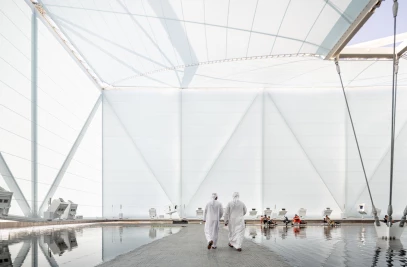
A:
262 227 271 240
149 227 157 239
324 226 332 239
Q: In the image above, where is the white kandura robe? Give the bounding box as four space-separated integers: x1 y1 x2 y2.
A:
224 200 247 249
204 200 223 247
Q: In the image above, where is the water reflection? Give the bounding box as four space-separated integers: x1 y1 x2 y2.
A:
43 230 78 256
247 225 407 267
0 225 181 267
0 224 406 266
0 245 12 267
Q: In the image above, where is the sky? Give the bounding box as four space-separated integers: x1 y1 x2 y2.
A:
348 0 407 45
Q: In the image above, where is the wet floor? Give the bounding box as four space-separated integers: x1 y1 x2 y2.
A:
0 224 406 266
0 224 181 267
246 225 407 267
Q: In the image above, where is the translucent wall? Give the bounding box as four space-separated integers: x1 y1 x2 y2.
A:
37 18 102 218
103 86 407 219
0 0 102 218
103 89 180 218
0 0 32 216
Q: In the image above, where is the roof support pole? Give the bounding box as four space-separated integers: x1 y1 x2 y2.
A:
179 89 183 218
31 8 38 218
261 89 265 213
31 236 38 267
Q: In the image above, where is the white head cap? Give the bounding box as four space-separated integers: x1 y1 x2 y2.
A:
233 192 239 202
212 193 218 200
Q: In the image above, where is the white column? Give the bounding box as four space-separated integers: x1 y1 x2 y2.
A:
261 89 265 213
31 9 38 218
179 89 183 218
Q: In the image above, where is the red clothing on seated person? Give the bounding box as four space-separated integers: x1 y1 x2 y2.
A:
293 215 301 223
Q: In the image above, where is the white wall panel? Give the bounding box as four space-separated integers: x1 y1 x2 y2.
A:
37 16 101 217
268 89 347 213
0 0 32 215
102 87 407 219
182 89 260 216
103 89 179 218
264 90 342 218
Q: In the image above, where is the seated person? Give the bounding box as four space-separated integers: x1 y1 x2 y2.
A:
282 216 291 226
263 215 269 224
292 214 301 225
324 215 335 226
261 214 268 225
266 216 277 226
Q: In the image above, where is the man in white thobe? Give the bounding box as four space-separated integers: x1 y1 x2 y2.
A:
203 193 223 249
224 192 247 252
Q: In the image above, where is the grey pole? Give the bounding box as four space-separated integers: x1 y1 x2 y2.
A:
31 8 38 218
335 59 380 226
388 0 398 226
31 236 38 267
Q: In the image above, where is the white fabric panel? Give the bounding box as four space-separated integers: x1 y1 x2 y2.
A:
0 0 32 215
246 33 275 58
54 107 102 218
40 0 371 85
272 1 325 55
264 90 342 217
182 89 261 216
345 87 391 215
301 4 340 54
205 25 227 61
269 89 347 211
37 16 100 212
226 29 250 59
116 69 182 88
228 0 257 31
101 86 407 218
346 87 407 217
183 58 407 89
182 0 208 62
103 89 179 218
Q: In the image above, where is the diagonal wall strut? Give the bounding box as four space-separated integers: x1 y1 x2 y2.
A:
349 114 407 211
23 0 104 90
0 153 32 216
13 240 31 267
38 95 102 214
103 95 174 204
267 93 343 211
186 92 259 207
39 238 59 267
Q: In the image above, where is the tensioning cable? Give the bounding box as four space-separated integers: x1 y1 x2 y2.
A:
389 0 399 226
334 58 380 226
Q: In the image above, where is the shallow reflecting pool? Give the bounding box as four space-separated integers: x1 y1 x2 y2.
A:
246 225 407 267
1 224 407 266
0 224 181 267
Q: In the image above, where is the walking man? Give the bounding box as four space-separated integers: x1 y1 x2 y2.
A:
225 192 247 252
203 193 223 249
